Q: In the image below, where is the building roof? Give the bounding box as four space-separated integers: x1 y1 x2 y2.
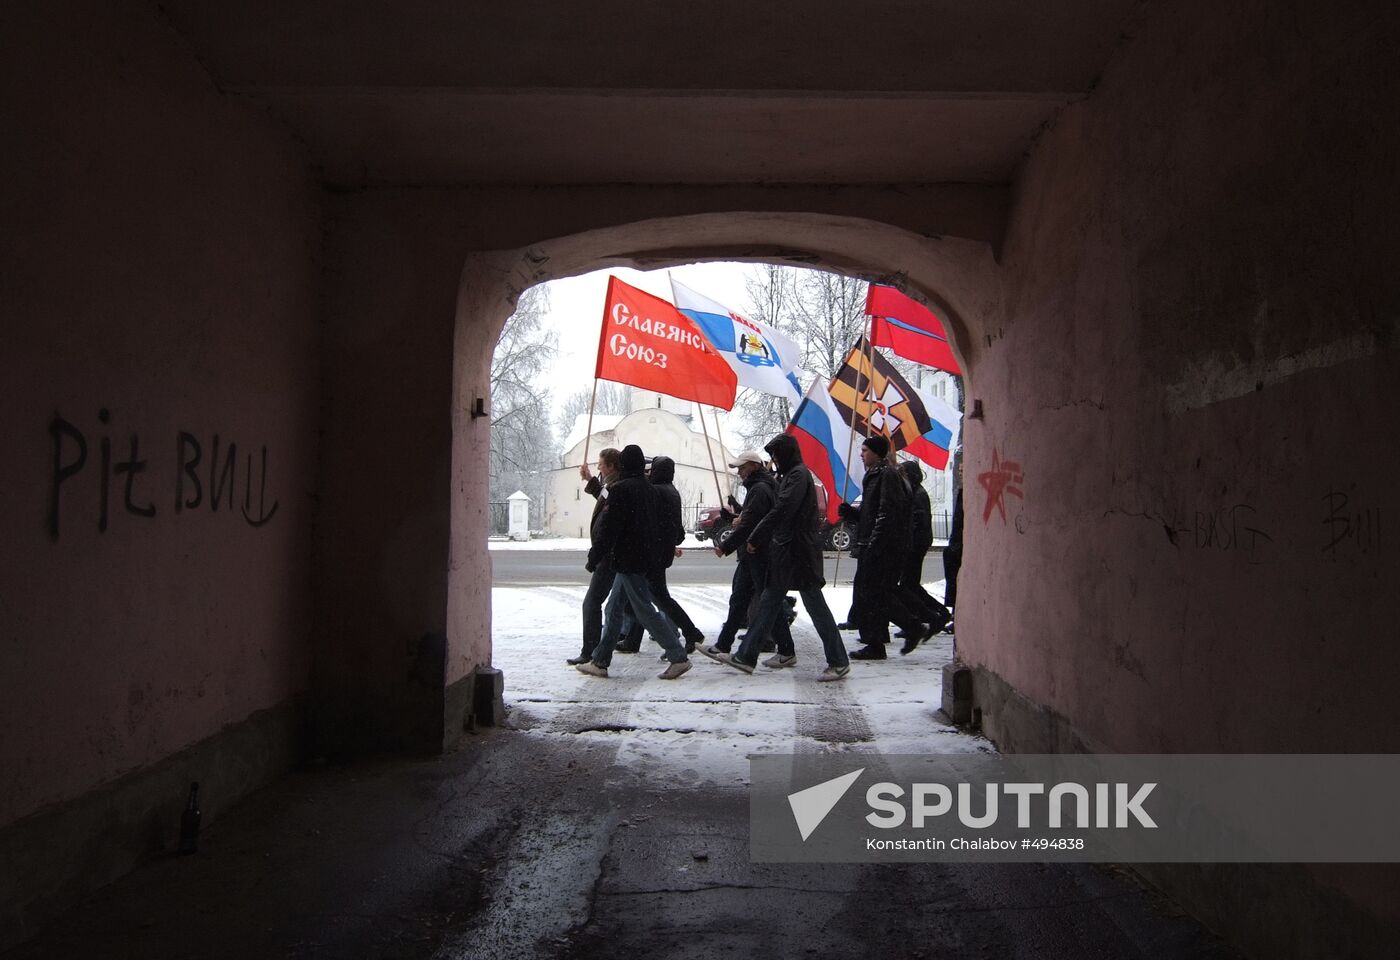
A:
561 413 624 454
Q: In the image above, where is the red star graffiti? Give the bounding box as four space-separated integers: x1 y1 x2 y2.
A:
978 449 1024 524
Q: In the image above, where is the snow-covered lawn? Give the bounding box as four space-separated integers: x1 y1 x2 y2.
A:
491 578 991 790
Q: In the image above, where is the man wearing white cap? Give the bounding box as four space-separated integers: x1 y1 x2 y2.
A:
700 450 796 666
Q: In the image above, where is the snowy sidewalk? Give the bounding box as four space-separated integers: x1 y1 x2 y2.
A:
492 580 988 791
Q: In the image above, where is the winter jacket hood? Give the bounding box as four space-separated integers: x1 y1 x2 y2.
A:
764 433 802 473
648 455 676 484
620 444 647 474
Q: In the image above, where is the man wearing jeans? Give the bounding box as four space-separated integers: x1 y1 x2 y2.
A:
577 444 691 680
712 433 849 681
567 447 621 666
702 450 795 666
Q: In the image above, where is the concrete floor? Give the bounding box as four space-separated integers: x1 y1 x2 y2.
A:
5 652 1240 960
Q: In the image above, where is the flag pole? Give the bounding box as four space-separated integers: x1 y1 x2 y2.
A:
697 402 726 507
834 314 876 585
581 377 600 474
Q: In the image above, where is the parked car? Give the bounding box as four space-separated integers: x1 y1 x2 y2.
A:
811 477 854 551
697 479 854 550
694 504 734 543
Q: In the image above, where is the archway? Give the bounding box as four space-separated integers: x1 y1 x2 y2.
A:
447 211 999 734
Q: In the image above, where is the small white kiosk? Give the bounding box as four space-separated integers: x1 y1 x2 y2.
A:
507 490 531 542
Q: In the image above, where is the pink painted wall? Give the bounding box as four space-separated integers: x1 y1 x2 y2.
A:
960 0 1400 752
0 1 320 825
955 0 1400 932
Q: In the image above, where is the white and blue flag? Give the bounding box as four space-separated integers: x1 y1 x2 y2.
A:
670 277 805 405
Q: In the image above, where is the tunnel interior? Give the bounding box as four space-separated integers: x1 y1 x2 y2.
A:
3 0 1399 956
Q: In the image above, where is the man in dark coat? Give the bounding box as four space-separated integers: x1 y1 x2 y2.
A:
943 459 964 616
838 435 928 660
614 455 705 654
702 450 795 665
567 447 622 665
712 433 849 680
579 444 691 680
894 458 951 654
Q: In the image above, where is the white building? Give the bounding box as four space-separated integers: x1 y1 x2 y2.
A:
544 388 738 538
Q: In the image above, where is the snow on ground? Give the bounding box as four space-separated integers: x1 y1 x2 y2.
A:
490 534 714 551
492 577 991 790
489 535 948 551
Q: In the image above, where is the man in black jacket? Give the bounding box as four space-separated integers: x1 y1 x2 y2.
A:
894 459 951 654
702 450 795 665
567 447 622 665
614 455 705 654
579 445 691 680
838 435 928 660
713 434 849 681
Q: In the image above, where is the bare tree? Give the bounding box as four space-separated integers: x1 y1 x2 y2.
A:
789 269 869 381
555 381 632 447
490 285 557 507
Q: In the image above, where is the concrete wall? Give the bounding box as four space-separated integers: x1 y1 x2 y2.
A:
956 0 1400 951
0 0 320 942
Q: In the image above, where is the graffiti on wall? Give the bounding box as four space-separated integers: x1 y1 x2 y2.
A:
1321 487 1381 559
977 448 1024 525
48 409 279 540
1191 503 1273 563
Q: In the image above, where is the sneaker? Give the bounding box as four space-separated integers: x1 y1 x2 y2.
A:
698 643 730 662
658 660 692 680
566 655 590 665
850 645 886 661
817 665 850 682
719 653 756 675
762 653 797 669
575 661 608 678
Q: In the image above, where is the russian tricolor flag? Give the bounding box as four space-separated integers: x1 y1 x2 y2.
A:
903 387 962 470
786 378 864 524
865 284 962 375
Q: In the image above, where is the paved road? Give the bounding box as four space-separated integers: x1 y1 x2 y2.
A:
491 547 946 587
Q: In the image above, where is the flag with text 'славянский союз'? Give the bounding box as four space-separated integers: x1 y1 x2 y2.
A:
827 338 961 469
865 284 962 375
785 377 864 525
670 277 805 406
594 275 737 410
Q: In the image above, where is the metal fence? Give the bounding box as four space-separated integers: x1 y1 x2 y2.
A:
488 501 509 536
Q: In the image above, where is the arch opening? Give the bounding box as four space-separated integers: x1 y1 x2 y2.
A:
448 211 1001 770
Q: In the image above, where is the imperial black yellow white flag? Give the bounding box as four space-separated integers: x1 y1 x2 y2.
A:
827 338 960 468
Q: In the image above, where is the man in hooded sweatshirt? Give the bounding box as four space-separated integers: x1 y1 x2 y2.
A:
838 435 928 660
711 433 849 681
579 444 691 680
702 450 795 666
894 458 951 654
614 455 705 655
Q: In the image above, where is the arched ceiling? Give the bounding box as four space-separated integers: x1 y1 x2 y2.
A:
155 0 1144 187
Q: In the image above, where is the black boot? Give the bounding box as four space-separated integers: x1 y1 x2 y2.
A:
850 644 887 661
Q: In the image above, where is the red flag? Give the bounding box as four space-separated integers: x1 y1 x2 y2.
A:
865 284 962 375
595 276 738 410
